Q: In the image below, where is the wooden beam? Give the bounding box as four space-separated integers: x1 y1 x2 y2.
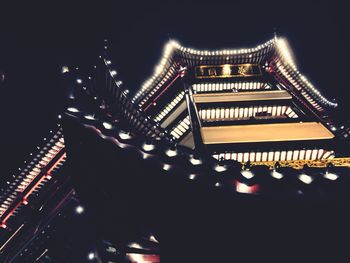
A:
193 90 292 104
201 122 334 144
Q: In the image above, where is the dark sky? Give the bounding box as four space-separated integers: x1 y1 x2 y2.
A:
0 0 349 180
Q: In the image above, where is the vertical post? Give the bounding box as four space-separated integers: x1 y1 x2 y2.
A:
183 81 206 155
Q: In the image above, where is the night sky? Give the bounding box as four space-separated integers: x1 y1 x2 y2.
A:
0 1 349 181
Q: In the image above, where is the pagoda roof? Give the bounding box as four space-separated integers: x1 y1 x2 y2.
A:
133 37 337 114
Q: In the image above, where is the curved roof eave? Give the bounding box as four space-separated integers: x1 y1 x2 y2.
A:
133 37 337 111
273 38 337 110
133 38 276 105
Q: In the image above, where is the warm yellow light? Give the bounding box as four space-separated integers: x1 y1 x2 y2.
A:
222 64 231 75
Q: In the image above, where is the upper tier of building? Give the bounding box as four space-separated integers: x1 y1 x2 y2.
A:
132 37 337 115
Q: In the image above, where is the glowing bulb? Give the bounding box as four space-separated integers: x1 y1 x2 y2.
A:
155 65 163 75
299 174 313 184
102 122 113 130
241 170 254 179
119 131 131 140
84 115 95 120
67 107 79 113
214 165 227 172
129 242 142 249
189 155 202 165
189 174 196 180
75 205 84 214
271 170 283 179
149 235 159 243
163 164 171 171
142 143 155 152
324 172 338 181
236 182 251 194
76 78 82 84
61 66 69 74
87 252 95 260
165 149 177 157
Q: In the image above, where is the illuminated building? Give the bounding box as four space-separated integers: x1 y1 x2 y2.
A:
0 37 349 262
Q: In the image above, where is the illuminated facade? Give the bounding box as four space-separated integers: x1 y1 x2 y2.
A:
0 38 349 262
133 37 348 168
